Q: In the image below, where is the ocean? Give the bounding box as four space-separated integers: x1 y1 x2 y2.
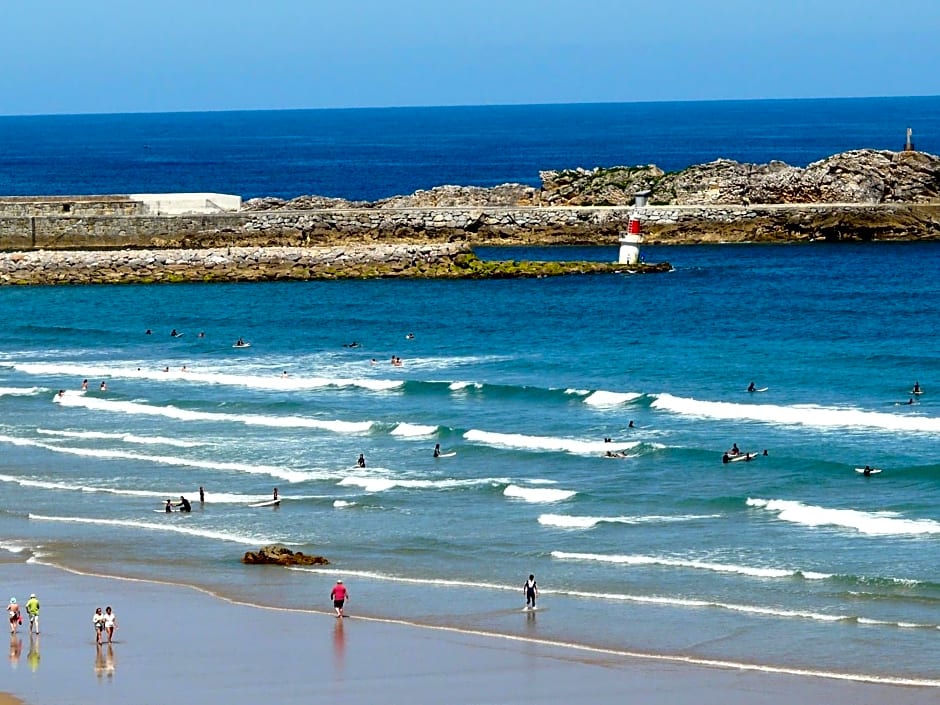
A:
1 98 940 686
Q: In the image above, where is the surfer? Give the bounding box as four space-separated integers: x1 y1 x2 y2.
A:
722 452 730 464
165 499 173 513
912 381 922 394
176 496 192 513
628 420 635 429
433 444 441 458
81 379 88 391
171 329 181 338
747 381 756 392
99 381 107 392
273 487 279 501
406 333 414 340
330 580 348 618
356 454 366 469
199 486 205 503
905 397 915 405
730 443 739 456
523 574 539 609
863 465 873 476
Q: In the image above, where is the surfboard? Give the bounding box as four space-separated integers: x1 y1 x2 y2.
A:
747 387 768 392
153 508 175 513
233 343 251 349
912 390 923 395
435 451 456 458
248 498 280 508
171 333 184 338
727 452 759 463
854 467 883 475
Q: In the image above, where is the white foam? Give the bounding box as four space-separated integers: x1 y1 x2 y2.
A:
464 429 641 455
653 393 940 433
583 390 644 407
28 513 285 545
52 394 374 434
12 361 403 392
339 476 506 493
0 386 43 397
747 497 940 536
503 484 576 503
538 513 721 529
449 381 483 391
390 422 438 437
289 567 864 628
37 428 207 448
0 434 310 483
550 550 830 579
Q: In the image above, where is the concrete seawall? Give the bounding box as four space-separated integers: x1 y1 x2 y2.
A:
2 203 939 250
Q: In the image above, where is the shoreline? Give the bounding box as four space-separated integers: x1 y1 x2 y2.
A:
3 559 940 705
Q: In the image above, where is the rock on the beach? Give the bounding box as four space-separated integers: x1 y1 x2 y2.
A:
242 544 329 566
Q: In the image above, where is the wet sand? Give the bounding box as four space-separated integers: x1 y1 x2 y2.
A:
2 561 937 705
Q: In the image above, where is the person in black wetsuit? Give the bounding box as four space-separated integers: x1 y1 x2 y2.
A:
523 574 539 609
747 381 756 392
433 444 441 458
357 454 366 468
176 496 192 512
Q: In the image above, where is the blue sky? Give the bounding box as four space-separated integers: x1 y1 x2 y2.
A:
2 0 938 115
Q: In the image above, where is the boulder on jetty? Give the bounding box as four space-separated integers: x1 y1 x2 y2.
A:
243 544 329 566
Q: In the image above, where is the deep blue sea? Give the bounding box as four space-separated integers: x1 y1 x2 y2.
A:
2 98 940 687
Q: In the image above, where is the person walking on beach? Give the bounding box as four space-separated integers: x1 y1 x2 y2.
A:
331 580 348 618
7 597 21 633
25 594 39 635
523 574 539 610
93 607 106 644
103 606 117 643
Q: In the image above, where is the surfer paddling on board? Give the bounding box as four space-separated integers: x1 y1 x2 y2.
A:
524 574 539 610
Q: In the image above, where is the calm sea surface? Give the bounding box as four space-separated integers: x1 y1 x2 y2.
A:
1 99 940 685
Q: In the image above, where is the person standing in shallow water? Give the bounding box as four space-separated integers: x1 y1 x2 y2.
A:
524 574 539 609
331 580 348 618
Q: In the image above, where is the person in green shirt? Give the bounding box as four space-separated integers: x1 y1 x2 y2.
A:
25 593 39 634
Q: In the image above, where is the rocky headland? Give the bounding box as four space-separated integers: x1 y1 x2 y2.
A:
1 148 938 285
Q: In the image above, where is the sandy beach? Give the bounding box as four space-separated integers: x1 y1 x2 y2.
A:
1 561 936 705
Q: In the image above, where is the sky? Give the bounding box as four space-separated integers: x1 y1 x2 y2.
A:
1 0 938 115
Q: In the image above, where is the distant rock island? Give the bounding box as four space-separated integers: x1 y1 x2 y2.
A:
244 149 940 210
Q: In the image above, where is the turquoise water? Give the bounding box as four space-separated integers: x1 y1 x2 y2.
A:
2 242 940 684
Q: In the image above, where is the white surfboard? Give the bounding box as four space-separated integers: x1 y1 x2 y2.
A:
854 467 883 475
248 498 281 508
727 452 759 463
233 343 251 349
436 451 456 458
747 387 768 392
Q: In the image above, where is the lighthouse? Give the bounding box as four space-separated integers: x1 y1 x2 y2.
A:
618 190 649 265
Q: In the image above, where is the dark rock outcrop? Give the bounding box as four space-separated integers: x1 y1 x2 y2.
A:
242 544 329 566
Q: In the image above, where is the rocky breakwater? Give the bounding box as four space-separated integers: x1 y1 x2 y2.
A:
243 149 940 243
536 149 940 243
0 243 669 286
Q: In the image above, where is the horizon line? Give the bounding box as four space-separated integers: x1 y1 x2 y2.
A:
2 93 939 120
